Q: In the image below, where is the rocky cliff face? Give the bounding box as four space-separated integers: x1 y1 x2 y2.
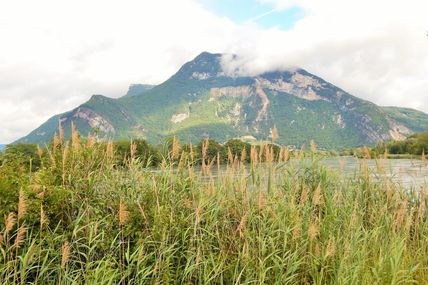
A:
17 52 428 149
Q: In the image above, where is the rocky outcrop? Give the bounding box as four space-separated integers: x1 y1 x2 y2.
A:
72 107 115 133
171 112 190 123
258 73 324 101
210 86 252 99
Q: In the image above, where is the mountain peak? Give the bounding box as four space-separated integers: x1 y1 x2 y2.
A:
173 52 224 80
16 52 428 148
194 51 222 61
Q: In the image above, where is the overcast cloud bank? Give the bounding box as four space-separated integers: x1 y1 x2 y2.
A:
0 0 427 143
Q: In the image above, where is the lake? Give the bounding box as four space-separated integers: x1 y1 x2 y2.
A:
192 157 428 189
320 157 428 188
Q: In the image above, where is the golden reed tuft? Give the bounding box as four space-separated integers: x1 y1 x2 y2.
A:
5 213 16 236
61 241 70 269
71 122 80 151
37 145 44 159
172 136 180 160
312 184 324 206
14 225 26 248
308 221 319 242
18 189 27 220
40 205 48 228
119 201 128 226
106 140 114 158
270 125 279 142
310 140 317 153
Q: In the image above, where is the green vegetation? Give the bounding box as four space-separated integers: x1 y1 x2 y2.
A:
1 127 428 284
382 107 428 132
376 132 428 156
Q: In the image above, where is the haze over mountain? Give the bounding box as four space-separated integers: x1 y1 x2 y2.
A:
17 52 428 149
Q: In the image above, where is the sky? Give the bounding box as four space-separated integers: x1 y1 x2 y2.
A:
0 0 427 143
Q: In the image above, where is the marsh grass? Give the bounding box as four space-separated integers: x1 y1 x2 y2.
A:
0 131 428 284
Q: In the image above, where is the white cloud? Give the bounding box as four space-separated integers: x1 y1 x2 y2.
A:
228 0 428 110
0 0 427 143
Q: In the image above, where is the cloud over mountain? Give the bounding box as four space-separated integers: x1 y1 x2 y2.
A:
0 0 427 143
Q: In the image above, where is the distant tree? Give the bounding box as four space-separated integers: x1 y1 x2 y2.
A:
0 144 41 171
114 139 161 166
224 139 251 162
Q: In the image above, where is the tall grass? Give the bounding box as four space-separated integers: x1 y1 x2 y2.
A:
0 131 427 284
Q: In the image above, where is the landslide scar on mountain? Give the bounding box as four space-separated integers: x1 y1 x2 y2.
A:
171 112 189 123
388 120 411 141
254 79 269 123
72 107 115 133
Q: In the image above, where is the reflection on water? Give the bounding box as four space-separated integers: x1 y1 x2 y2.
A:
320 157 428 187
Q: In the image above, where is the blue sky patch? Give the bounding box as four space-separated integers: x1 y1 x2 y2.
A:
198 0 304 30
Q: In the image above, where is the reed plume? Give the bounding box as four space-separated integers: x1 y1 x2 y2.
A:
53 134 59 150
250 146 258 166
172 136 180 160
308 221 319 242
217 152 221 174
300 186 310 205
227 147 233 163
37 144 44 159
258 192 267 211
236 213 248 238
325 239 336 258
5 213 16 236
61 241 70 269
130 141 137 162
270 125 279 142
312 184 324 206
258 144 264 163
40 205 47 228
310 140 317 153
283 148 289 162
86 133 96 149
18 189 27 220
240 147 246 162
106 140 114 158
278 148 284 163
119 201 128 226
14 225 26 248
394 200 408 230
362 146 371 159
71 122 80 151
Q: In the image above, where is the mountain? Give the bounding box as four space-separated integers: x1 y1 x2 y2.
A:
17 52 428 149
123 84 155 97
0 144 5 151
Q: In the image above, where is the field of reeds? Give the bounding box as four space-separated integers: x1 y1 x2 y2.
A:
1 128 428 284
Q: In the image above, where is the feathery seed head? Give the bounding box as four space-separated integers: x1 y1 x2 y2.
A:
14 225 26 248
18 189 27 220
61 241 70 269
119 201 128 226
5 213 16 235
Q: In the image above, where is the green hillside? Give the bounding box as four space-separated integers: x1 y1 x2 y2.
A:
17 52 428 149
382 107 428 132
